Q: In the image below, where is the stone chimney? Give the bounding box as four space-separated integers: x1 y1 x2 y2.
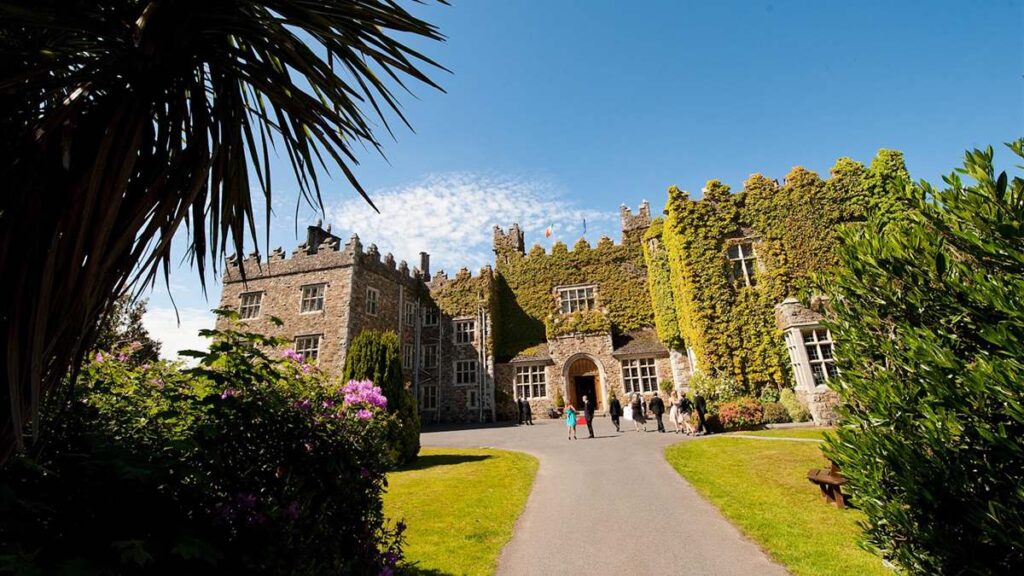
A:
419 252 430 277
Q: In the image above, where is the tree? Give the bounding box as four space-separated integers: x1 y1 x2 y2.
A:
822 140 1024 573
0 1 446 461
342 330 420 465
92 294 161 364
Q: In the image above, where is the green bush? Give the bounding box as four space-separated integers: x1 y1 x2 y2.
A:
689 371 743 404
658 379 675 395
760 402 791 424
779 388 810 422
716 397 763 430
0 313 404 575
822 141 1024 574
342 330 420 465
759 385 780 404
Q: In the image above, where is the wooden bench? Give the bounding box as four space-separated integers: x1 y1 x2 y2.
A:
807 461 849 508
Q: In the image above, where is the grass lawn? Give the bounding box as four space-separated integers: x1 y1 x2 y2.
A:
384 447 538 575
732 427 833 440
665 429 890 576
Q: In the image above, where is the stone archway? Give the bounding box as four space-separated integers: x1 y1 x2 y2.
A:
564 355 604 411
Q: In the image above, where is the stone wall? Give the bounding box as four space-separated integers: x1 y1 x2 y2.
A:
797 387 840 426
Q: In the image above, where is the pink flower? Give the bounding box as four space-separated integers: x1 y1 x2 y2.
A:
94 352 106 363
221 388 239 399
356 409 373 421
117 353 129 362
282 349 304 363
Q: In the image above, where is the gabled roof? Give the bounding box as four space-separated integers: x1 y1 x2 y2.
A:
509 343 554 364
612 328 670 358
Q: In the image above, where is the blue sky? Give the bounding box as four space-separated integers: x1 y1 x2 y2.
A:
143 0 1024 357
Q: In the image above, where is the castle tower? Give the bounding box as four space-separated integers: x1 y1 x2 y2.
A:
493 224 525 264
620 200 652 244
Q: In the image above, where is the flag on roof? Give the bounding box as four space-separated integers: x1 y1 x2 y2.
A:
544 225 553 238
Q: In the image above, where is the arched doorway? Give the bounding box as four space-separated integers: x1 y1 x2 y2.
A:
565 356 604 411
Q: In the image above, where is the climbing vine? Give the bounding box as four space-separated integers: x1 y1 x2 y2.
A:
662 151 909 394
642 219 683 348
545 309 612 339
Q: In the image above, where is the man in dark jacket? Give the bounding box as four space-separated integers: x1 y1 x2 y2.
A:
582 394 596 438
524 399 534 425
694 392 708 435
649 392 666 433
608 394 623 432
516 397 524 425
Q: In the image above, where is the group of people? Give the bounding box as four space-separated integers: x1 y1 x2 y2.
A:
566 391 709 438
516 397 534 425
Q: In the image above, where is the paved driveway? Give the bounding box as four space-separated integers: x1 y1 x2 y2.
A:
422 418 789 576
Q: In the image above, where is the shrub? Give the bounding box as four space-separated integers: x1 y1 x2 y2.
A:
779 388 810 422
342 330 420 465
0 313 404 575
688 371 743 403
760 402 791 424
659 379 675 395
759 385 780 404
716 397 763 431
822 141 1024 574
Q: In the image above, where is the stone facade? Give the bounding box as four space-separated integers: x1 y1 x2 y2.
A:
775 297 841 425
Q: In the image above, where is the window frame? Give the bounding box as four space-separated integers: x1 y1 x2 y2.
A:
402 343 414 369
557 285 596 314
365 286 380 316
239 291 263 319
727 241 758 287
421 385 438 411
404 301 416 327
454 359 478 386
299 283 326 314
454 319 476 345
422 306 439 327
294 334 322 363
515 364 547 399
621 357 658 394
802 327 837 386
467 388 479 409
420 343 438 369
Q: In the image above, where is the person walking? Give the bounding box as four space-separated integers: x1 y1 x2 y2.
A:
524 399 534 425
668 391 681 433
517 397 524 425
631 393 647 432
565 404 578 440
608 394 623 432
582 394 596 438
678 392 695 435
694 392 708 435
649 391 666 433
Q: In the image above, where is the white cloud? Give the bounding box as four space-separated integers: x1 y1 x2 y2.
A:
143 306 215 361
326 172 619 273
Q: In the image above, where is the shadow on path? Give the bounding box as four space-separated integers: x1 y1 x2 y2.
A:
400 453 491 472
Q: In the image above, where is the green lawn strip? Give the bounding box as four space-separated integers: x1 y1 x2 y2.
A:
730 427 834 440
666 436 889 576
384 447 539 575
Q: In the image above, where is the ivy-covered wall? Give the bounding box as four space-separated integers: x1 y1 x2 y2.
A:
661 150 909 394
642 218 683 349
492 230 653 361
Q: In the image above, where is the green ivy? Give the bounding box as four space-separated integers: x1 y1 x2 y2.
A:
642 219 683 348
545 309 612 338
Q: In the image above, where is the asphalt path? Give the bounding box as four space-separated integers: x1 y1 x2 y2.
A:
422 417 790 576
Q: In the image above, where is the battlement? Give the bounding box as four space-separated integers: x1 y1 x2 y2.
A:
493 223 525 257
427 264 495 286
224 224 426 288
620 200 652 243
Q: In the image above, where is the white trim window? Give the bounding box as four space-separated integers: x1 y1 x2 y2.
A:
421 344 438 369
515 364 547 399
404 302 416 327
300 284 325 313
402 343 414 369
803 328 837 385
239 291 263 319
727 242 758 287
467 388 479 409
621 357 658 394
294 334 322 362
365 287 380 316
422 306 439 327
454 319 476 344
421 385 438 411
455 360 478 385
558 285 595 314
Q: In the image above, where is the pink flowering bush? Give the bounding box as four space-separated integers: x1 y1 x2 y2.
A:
0 310 404 575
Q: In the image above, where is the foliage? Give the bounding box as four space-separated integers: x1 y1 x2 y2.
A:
0 312 404 574
760 402 791 424
544 309 612 338
716 397 764 430
0 0 446 461
779 388 811 423
383 448 538 575
494 232 653 360
93 294 162 363
642 219 684 348
666 431 889 576
660 151 909 396
342 330 420 465
658 379 675 395
688 371 744 404
821 141 1024 574
759 385 780 404
553 385 565 409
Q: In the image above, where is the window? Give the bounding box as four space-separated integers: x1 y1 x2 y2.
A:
621 358 658 394
558 286 595 313
803 328 837 385
515 365 547 399
365 287 380 316
239 292 263 319
294 334 322 362
402 344 413 369
300 284 325 313
422 306 439 327
454 319 476 344
420 344 438 369
404 302 416 326
421 385 438 411
455 360 477 385
727 242 758 287
467 389 479 409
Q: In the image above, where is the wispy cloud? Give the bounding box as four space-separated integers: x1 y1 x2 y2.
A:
142 307 215 361
326 172 618 273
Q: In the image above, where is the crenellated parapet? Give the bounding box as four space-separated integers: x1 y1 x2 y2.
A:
620 200 652 244
493 223 525 258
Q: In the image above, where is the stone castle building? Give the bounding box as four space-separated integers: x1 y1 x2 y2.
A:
219 194 841 425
